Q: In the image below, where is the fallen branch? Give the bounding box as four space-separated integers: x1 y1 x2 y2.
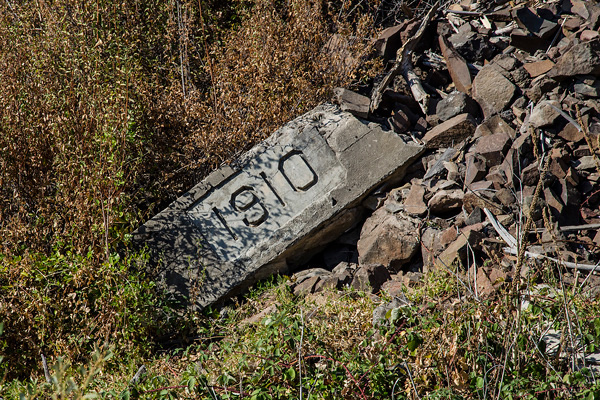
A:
484 208 517 249
41 354 52 384
559 223 600 232
130 365 147 386
503 248 600 272
485 208 600 272
142 385 187 394
370 4 438 114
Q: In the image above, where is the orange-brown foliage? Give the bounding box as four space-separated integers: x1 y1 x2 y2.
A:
0 0 380 378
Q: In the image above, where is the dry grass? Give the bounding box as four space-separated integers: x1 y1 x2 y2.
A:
0 0 381 380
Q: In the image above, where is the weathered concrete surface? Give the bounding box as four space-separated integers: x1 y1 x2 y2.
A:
133 104 424 308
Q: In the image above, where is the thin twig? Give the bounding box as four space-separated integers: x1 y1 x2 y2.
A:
444 9 482 16
549 103 581 132
546 17 566 54
404 361 421 400
392 377 401 400
41 353 52 384
559 223 600 232
142 385 187 394
176 0 187 98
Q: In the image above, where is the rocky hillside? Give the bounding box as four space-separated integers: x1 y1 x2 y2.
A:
4 0 600 398
289 0 600 300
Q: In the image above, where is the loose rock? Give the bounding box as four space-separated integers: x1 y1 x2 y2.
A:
548 39 600 79
422 113 477 148
357 208 421 271
351 264 391 293
435 91 479 121
473 64 517 117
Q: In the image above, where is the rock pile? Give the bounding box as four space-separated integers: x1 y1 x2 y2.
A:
290 0 600 299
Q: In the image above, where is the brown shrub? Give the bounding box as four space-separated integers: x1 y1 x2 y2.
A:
147 0 382 203
0 0 381 379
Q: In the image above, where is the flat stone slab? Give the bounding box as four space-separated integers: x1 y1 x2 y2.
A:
133 104 424 308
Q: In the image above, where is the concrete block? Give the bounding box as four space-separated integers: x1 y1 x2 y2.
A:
133 104 423 308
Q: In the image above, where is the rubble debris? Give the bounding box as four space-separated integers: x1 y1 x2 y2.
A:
136 1 600 307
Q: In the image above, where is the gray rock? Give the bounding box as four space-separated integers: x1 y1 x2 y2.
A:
428 189 464 213
333 88 370 119
424 148 457 181
475 115 516 139
421 227 444 273
403 180 428 217
314 275 342 292
574 156 597 171
574 81 600 97
465 207 484 225
448 31 494 62
464 154 487 187
422 113 477 148
435 91 479 121
473 131 511 167
436 228 484 269
523 60 555 78
511 66 532 88
581 30 600 42
132 104 423 308
374 24 404 61
514 7 558 39
294 276 321 296
521 163 540 186
463 182 504 215
528 100 561 128
523 194 545 220
331 261 358 286
389 109 411 133
495 188 515 208
430 179 460 192
439 35 472 94
372 296 409 327
293 268 331 285
486 165 508 189
510 29 550 54
493 54 520 71
525 76 558 103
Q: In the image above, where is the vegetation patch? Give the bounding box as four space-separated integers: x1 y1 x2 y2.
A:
5 268 600 398
0 0 380 382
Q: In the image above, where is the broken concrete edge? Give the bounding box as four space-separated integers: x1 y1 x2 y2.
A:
132 103 424 310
